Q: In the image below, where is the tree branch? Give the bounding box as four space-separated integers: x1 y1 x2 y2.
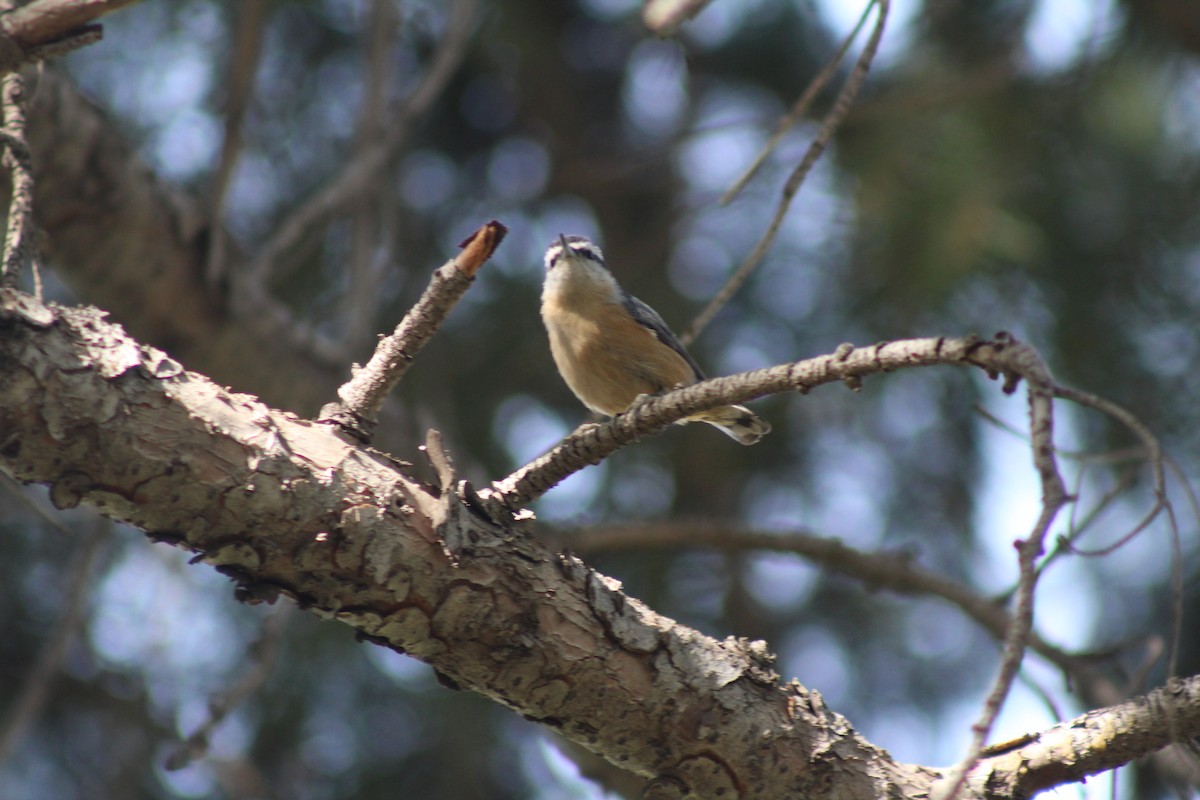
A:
642 0 714 36
0 287 935 799
0 0 138 73
946 674 1200 798
2 290 1196 799
489 334 1044 510
683 0 889 346
316 220 507 440
0 68 33 290
938 342 1068 800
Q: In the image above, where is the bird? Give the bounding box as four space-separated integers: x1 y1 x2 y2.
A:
540 234 770 445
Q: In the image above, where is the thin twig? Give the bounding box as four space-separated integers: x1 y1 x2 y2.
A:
1036 465 1138 579
0 69 34 290
1061 499 1161 557
682 0 888 346
973 402 1148 465
936 349 1068 800
719 0 875 206
973 402 1152 594
1162 453 1200 686
317 220 507 440
0 519 111 763
1051 385 1181 682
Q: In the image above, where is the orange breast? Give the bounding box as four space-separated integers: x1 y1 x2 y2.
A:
544 299 694 416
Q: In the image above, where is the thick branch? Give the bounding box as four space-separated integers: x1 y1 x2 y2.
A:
490 335 1037 509
2 291 1195 799
0 0 136 45
0 288 935 800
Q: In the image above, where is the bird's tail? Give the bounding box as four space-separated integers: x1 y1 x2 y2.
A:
688 404 771 445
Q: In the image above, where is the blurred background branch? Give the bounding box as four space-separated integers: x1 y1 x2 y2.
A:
0 511 110 765
202 0 269 293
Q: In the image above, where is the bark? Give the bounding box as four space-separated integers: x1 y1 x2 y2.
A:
3 287 1199 800
0 0 141 72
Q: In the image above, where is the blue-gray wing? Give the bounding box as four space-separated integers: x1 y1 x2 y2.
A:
621 292 706 381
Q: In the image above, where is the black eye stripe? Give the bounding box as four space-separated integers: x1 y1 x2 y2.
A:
569 246 601 262
546 238 604 267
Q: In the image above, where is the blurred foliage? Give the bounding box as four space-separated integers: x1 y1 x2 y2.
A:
1 0 1199 798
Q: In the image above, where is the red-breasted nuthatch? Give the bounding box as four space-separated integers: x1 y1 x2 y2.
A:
541 234 770 445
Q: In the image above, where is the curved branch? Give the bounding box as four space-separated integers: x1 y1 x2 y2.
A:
489 334 1044 510
939 354 1067 799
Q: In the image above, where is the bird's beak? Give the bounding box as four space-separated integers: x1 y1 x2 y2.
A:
558 233 570 254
